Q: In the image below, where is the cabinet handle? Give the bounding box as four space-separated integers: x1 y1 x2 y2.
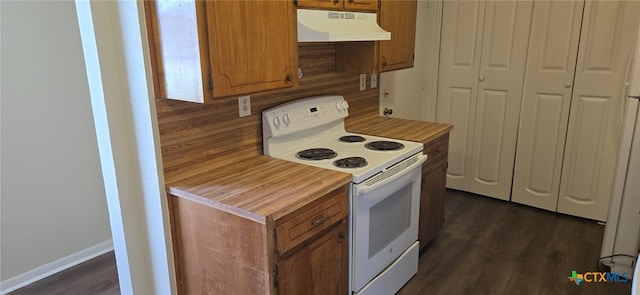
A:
333 0 339 4
311 215 329 227
565 81 572 88
286 74 293 82
479 76 485 82
338 232 345 239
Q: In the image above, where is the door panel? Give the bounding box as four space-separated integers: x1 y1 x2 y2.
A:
558 0 640 221
468 0 533 200
445 87 474 181
512 0 584 210
525 94 565 191
563 96 609 204
436 0 486 191
473 89 507 185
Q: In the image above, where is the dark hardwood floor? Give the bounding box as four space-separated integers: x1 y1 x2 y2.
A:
399 189 631 295
9 189 631 294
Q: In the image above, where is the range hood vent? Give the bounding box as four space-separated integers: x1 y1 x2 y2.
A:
297 9 391 42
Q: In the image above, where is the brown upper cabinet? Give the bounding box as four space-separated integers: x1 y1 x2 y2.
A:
145 0 298 103
297 0 378 12
335 0 417 73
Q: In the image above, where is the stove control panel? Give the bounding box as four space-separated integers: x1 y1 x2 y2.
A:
262 95 349 139
303 105 327 119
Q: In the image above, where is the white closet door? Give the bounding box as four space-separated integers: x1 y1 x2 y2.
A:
558 0 640 221
512 0 584 210
436 0 486 191
468 0 533 200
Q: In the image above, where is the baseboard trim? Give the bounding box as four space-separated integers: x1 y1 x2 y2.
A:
0 240 114 294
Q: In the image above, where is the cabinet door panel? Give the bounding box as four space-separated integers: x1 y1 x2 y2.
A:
469 0 533 200
558 0 640 221
297 0 343 10
344 0 378 11
206 0 297 98
419 158 447 250
298 0 377 11
512 0 583 210
436 0 486 191
378 0 417 71
277 222 348 295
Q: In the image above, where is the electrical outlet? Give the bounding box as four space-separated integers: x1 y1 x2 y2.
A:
238 96 251 117
360 74 367 91
371 74 378 89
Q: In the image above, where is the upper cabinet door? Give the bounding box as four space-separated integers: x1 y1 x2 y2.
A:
205 0 298 98
344 0 378 11
146 0 298 102
297 0 344 10
378 0 417 71
334 0 417 73
297 0 377 11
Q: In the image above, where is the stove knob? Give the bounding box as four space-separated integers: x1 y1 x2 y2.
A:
283 114 291 126
336 102 343 111
343 100 349 109
273 117 281 129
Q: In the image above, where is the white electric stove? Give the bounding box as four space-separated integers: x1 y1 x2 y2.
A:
263 95 425 294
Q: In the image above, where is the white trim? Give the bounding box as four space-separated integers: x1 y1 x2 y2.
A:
0 240 114 294
75 1 176 294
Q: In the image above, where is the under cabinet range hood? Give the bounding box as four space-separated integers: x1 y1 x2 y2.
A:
297 9 391 42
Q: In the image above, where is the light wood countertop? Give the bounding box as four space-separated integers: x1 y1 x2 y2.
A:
346 114 453 144
167 115 451 224
167 155 352 224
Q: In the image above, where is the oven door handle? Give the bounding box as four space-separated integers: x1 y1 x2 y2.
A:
354 153 427 197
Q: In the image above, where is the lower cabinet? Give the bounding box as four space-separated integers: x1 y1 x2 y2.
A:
419 158 446 249
418 133 449 250
277 221 348 295
168 185 350 294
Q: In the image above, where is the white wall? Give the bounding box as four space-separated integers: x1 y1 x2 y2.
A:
0 0 111 286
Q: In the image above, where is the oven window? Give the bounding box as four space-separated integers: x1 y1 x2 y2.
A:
368 183 412 258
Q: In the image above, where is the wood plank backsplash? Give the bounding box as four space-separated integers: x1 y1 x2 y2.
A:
156 43 379 182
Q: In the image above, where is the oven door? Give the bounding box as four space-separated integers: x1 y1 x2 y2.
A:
351 153 426 292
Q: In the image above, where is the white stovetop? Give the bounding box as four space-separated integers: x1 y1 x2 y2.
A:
268 132 422 184
262 95 423 183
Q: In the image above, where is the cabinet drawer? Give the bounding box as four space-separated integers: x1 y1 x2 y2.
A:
276 187 349 255
424 134 449 168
